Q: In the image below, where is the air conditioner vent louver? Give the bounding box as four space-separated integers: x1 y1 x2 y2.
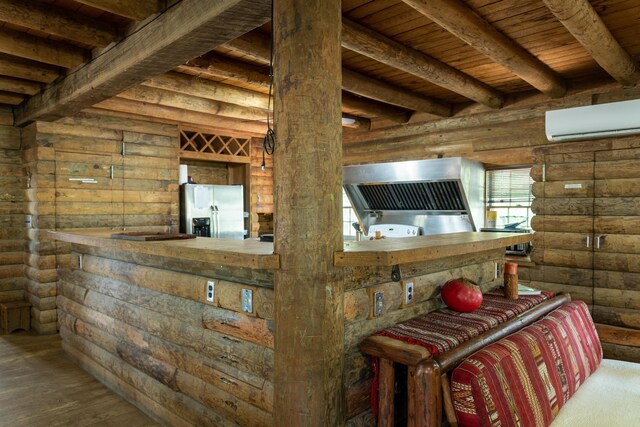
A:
357 181 466 212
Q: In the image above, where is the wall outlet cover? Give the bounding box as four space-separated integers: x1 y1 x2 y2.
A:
206 280 215 303
242 288 253 313
401 280 415 307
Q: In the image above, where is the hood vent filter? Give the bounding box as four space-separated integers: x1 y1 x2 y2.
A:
357 181 466 212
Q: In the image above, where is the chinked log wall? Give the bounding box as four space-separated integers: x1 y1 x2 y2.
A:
530 136 640 363
0 124 25 304
343 249 504 425
58 245 275 426
21 114 179 333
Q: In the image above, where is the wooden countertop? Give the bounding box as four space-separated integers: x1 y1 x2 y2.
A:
335 232 532 267
48 230 280 270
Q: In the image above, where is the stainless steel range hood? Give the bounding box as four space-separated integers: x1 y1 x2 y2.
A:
343 158 485 236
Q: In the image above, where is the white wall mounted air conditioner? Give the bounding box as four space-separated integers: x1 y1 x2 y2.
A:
545 98 640 142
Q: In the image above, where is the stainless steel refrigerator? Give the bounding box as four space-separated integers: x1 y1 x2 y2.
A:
180 184 245 239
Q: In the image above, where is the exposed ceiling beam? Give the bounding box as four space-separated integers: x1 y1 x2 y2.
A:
0 76 41 95
14 0 271 126
401 0 566 98
94 97 268 135
342 68 451 116
0 27 86 68
118 85 267 121
144 71 270 109
73 0 161 21
0 55 60 83
542 0 640 87
224 30 446 117
182 53 270 87
341 113 371 130
342 18 503 109
0 0 117 47
0 91 22 105
342 92 411 123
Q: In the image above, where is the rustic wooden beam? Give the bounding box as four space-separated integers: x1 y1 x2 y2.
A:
73 0 160 21
402 0 566 98
118 85 267 121
273 0 345 424
223 30 438 118
342 113 371 130
343 92 411 123
343 68 451 117
542 0 640 87
182 53 270 87
14 0 271 125
0 0 117 47
0 91 23 105
94 97 267 135
342 18 503 109
143 71 270 109
0 76 41 95
0 27 86 68
0 55 60 83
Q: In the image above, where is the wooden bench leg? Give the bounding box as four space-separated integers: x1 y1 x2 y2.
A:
441 373 458 427
407 360 441 427
378 358 395 427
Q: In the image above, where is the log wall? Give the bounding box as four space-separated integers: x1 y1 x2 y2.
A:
343 249 504 425
250 137 273 237
531 136 640 363
22 114 179 333
58 245 275 426
0 125 25 304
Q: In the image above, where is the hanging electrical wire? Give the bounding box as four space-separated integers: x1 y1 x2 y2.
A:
262 1 276 170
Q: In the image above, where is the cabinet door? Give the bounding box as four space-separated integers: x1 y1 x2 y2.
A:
54 150 118 229
593 148 640 331
530 152 595 301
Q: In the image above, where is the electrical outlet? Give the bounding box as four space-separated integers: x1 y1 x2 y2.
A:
373 291 385 317
242 288 253 313
402 280 415 307
206 280 215 303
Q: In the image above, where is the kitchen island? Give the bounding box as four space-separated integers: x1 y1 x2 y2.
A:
49 230 532 426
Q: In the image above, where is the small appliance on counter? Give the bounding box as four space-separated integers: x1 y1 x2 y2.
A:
180 183 245 239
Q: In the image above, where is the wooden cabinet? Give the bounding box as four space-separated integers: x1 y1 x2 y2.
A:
531 145 640 362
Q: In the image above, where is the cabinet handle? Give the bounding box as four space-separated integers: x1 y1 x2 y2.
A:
110 165 114 179
595 234 606 249
585 235 590 248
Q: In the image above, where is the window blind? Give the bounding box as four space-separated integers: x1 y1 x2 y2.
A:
486 168 533 207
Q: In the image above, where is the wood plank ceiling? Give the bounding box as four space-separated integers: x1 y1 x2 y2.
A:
0 0 639 136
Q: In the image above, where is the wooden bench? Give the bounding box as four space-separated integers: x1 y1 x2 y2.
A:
360 293 571 426
0 301 31 335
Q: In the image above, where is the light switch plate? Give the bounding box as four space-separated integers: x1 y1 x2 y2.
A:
242 288 253 313
373 291 385 317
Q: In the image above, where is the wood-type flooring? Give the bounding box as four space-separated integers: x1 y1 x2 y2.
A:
0 331 158 427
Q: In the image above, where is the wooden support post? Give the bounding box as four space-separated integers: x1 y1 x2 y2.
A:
407 360 442 427
378 358 395 426
273 0 344 426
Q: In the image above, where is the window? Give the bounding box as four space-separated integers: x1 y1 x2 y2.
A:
486 167 533 229
343 189 358 238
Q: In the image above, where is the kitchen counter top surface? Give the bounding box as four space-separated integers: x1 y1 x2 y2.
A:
48 230 280 270
335 231 533 267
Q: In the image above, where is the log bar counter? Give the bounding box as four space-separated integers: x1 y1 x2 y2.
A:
48 230 531 425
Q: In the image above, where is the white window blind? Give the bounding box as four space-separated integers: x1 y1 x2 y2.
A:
486 168 533 228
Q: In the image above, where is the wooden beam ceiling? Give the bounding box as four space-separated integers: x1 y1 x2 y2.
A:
542 0 640 87
0 27 86 68
223 29 449 117
73 0 161 21
0 0 118 47
341 18 504 109
401 0 566 98
0 55 60 83
13 0 272 126
0 76 41 95
182 53 270 87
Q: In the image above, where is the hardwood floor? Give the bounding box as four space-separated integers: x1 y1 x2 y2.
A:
0 331 159 427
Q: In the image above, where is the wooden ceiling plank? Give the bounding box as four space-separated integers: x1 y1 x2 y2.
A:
73 0 160 21
0 0 117 47
342 92 411 123
542 0 640 87
0 91 23 104
0 75 41 95
222 31 271 65
184 53 270 88
401 0 566 98
0 27 86 68
0 55 60 83
341 17 504 108
14 0 272 125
